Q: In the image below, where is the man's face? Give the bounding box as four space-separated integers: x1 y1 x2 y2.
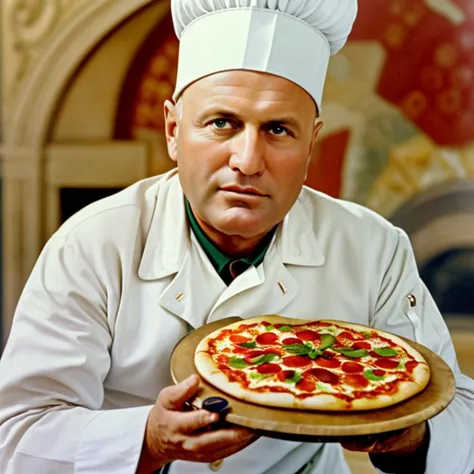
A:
164 70 322 240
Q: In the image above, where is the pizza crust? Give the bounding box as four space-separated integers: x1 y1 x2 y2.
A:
194 315 431 412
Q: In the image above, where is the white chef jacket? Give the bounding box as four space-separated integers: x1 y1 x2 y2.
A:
0 169 473 474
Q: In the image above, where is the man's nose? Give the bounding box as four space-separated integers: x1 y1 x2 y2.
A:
228 127 265 176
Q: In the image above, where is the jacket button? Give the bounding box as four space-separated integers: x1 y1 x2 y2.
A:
209 459 224 471
407 294 417 307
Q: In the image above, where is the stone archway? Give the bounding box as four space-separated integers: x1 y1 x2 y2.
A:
1 0 170 343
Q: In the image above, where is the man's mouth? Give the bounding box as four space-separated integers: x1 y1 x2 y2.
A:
220 185 266 196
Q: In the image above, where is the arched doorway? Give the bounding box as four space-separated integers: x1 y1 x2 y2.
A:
1 0 170 343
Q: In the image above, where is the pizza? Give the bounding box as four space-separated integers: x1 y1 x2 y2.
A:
194 316 431 411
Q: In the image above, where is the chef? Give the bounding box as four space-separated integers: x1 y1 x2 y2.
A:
0 0 473 473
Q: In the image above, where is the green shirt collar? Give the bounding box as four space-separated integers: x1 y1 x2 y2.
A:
185 199 274 275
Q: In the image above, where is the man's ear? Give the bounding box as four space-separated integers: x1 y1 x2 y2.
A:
164 99 179 162
308 120 324 160
304 121 324 180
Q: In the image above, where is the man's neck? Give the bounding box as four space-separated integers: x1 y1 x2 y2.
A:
194 213 270 258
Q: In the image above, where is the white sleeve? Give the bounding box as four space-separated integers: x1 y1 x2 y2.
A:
0 235 153 474
370 227 474 474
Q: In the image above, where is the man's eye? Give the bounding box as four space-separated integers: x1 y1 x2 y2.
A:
269 125 289 136
212 119 231 129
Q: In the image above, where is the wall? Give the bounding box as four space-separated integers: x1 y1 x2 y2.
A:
112 0 474 323
113 0 474 213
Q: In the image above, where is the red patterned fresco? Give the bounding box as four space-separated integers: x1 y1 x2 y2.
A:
352 0 474 146
129 1 474 146
306 130 351 198
131 34 178 132
120 1 474 203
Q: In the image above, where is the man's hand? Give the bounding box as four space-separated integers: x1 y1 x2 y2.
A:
138 374 258 472
339 421 427 454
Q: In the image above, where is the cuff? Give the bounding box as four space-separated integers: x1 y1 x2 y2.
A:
76 405 153 474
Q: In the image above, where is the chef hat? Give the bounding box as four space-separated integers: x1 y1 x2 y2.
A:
171 0 358 112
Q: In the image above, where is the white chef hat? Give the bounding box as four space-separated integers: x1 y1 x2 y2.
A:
171 0 358 112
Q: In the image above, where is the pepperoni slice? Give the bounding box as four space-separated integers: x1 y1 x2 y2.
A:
282 355 311 368
256 363 282 374
261 321 271 327
374 358 399 370
277 370 297 382
405 360 418 372
246 350 265 359
341 362 364 374
344 374 369 389
373 369 386 377
305 368 340 385
282 337 302 345
295 330 320 341
352 341 371 350
232 346 249 354
244 349 267 363
315 357 341 369
296 378 316 392
256 332 279 345
229 335 251 344
244 348 282 363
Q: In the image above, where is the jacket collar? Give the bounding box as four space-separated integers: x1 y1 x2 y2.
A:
138 171 325 281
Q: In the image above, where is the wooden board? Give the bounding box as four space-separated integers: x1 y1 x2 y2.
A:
170 317 456 441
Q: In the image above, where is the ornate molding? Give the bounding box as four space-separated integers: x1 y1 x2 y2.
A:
4 0 159 145
6 0 97 101
10 0 61 81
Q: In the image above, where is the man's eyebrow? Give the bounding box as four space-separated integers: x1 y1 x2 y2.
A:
198 108 243 121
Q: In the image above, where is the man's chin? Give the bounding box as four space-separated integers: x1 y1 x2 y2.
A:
216 219 271 240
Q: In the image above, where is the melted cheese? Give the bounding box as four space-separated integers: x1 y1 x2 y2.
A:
212 321 413 398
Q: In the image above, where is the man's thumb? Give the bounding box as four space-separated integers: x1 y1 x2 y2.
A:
159 374 200 410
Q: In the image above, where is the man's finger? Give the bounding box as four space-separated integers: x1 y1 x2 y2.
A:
159 375 200 410
182 426 256 453
173 409 219 433
340 428 409 453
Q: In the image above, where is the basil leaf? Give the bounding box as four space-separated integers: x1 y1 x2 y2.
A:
397 362 406 370
283 344 310 355
309 349 322 359
320 334 336 350
333 348 368 358
249 372 267 381
285 371 302 384
374 347 398 357
362 331 372 339
364 369 385 381
228 357 250 369
251 353 279 365
265 325 275 331
316 382 331 392
239 341 257 349
278 325 294 332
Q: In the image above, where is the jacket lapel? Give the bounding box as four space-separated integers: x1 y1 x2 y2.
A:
137 172 225 329
138 175 326 328
208 197 326 322
158 237 228 329
206 246 301 323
